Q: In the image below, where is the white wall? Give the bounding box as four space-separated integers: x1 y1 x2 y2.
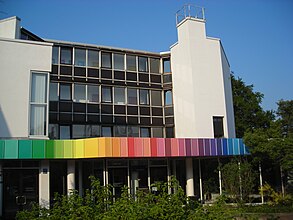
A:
0 38 52 138
170 18 235 138
0 16 20 39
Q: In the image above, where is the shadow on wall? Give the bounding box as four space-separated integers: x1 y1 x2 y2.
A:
0 105 11 138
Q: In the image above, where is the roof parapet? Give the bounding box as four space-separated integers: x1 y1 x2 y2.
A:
176 4 205 25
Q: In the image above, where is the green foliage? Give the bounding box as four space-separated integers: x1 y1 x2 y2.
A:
231 75 274 138
260 183 293 206
221 159 256 203
277 100 293 138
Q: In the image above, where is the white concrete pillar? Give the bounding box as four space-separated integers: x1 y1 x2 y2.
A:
0 163 3 217
218 158 222 195
147 159 151 189
78 161 83 197
259 162 264 204
39 160 50 209
199 159 203 201
186 158 194 197
127 160 130 194
67 160 75 195
167 159 171 194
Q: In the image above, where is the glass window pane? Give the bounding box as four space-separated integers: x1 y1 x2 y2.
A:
30 105 46 135
101 52 112 68
74 48 86 66
74 84 86 102
88 50 99 67
31 73 47 103
102 86 112 103
49 124 59 139
86 125 100 137
138 57 148 72
102 126 112 137
150 58 160 73
73 124 86 138
126 55 136 71
60 47 72 64
114 87 125 104
151 90 162 106
60 84 71 100
127 88 137 105
165 90 173 106
213 117 224 138
163 59 171 73
163 74 172 83
166 127 174 138
52 46 59 64
60 125 71 139
140 127 150 137
49 83 58 101
140 89 149 105
128 126 139 137
153 127 163 138
115 126 127 137
114 53 124 70
88 85 99 102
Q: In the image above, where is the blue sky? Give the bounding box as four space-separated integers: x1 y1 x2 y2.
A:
1 0 292 111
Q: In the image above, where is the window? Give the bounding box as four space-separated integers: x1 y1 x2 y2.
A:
102 126 112 137
114 87 125 104
163 59 171 73
153 127 163 138
140 89 149 105
164 90 173 106
30 72 48 136
151 90 162 106
52 46 59 64
88 85 99 102
115 126 127 137
126 55 136 71
49 82 58 101
60 47 72 64
150 58 160 73
101 52 112 68
60 125 71 139
73 124 86 138
60 84 71 100
127 88 137 105
48 124 58 139
213 116 224 138
140 127 150 137
163 74 172 84
128 126 139 137
74 48 86 66
88 50 99 67
86 125 100 137
138 56 148 72
166 127 174 138
114 53 124 70
102 86 112 103
74 84 86 102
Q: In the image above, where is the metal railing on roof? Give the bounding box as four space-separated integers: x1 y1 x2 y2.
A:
176 4 205 25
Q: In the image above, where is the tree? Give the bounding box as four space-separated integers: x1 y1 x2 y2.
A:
277 100 293 138
231 75 274 137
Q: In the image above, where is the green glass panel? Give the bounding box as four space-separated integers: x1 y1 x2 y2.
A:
4 140 18 159
0 140 4 159
18 140 32 159
32 140 45 158
46 140 55 158
55 140 64 158
64 140 73 158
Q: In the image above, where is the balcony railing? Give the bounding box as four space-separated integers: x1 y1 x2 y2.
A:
176 4 205 25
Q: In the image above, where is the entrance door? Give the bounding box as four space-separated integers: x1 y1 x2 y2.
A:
108 168 127 199
3 169 38 219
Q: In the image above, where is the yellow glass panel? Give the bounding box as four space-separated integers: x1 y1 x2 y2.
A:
105 138 112 157
98 138 106 157
84 138 99 158
64 140 73 158
74 139 84 158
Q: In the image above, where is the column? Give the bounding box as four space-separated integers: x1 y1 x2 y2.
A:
39 160 50 209
67 160 75 195
199 159 203 201
186 158 194 197
218 158 222 195
259 162 264 204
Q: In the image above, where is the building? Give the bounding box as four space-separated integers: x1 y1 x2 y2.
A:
0 5 248 218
